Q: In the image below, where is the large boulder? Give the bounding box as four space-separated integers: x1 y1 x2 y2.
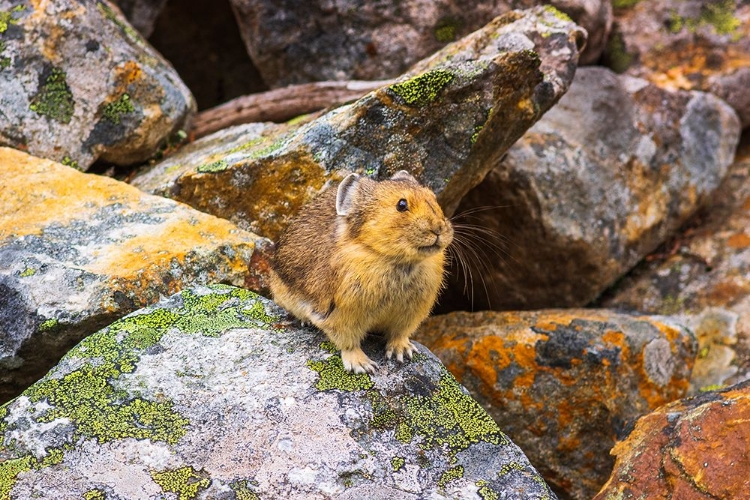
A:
441 66 741 311
604 0 750 127
230 0 608 87
415 308 697 499
0 147 269 404
0 285 557 499
0 0 195 170
131 7 586 241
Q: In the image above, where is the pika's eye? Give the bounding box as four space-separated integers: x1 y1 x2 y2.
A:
396 199 408 212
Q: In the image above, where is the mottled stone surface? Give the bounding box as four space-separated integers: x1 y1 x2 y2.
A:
0 0 195 170
441 66 741 311
594 380 750 500
600 134 750 391
132 7 585 240
231 0 607 87
0 147 268 404
112 0 167 37
0 285 556 499
605 0 750 127
415 309 697 500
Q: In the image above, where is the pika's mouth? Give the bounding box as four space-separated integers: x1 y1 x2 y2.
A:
418 235 444 253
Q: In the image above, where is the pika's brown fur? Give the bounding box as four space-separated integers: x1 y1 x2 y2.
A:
269 170 454 373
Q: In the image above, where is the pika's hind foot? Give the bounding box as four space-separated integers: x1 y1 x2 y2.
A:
386 338 416 363
341 348 379 374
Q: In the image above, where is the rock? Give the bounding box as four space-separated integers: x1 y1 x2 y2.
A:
441 66 741 311
230 0 607 88
594 380 750 499
0 284 557 499
604 0 750 127
599 135 750 392
0 147 269 404
131 7 586 241
414 308 697 500
112 0 167 37
0 0 195 170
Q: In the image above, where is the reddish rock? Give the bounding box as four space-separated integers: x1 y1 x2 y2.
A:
594 380 750 499
415 309 697 499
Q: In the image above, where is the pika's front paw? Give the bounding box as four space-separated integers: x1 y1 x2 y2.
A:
386 338 416 363
341 348 379 374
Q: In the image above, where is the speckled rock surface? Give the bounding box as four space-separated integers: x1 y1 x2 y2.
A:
0 285 557 499
0 0 194 170
230 0 607 87
131 6 585 240
441 66 741 311
414 309 697 500
600 134 750 392
0 147 268 404
112 0 167 37
594 380 750 500
604 0 750 127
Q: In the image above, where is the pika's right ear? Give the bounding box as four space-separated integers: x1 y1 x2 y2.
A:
336 173 360 216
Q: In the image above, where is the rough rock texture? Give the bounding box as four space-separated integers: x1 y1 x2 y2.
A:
131 6 586 241
230 0 608 88
594 380 750 499
0 0 195 170
0 285 557 499
600 134 750 391
441 66 741 312
0 147 268 404
112 0 167 37
414 309 697 500
605 0 750 127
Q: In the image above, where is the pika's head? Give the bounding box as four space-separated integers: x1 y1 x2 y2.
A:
336 170 454 262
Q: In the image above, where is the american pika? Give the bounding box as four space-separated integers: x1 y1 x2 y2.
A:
269 170 454 373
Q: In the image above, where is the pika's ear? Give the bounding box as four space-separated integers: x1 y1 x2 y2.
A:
390 170 418 184
336 173 361 216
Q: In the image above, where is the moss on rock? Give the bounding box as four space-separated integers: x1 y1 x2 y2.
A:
29 67 75 124
102 93 135 125
151 466 210 500
389 70 455 107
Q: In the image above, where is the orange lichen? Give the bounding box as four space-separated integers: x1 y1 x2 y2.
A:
727 232 750 248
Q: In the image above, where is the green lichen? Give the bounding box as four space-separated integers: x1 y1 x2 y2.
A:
699 383 725 392
175 288 278 336
0 455 34 500
83 490 106 500
97 1 144 45
434 18 460 43
471 126 483 145
438 465 464 488
542 4 572 23
497 462 527 476
102 93 135 125
368 391 398 430
19 267 35 277
0 41 9 70
286 113 311 126
230 480 260 500
476 480 499 500
611 0 640 8
389 70 455 107
246 137 286 160
390 456 405 472
61 156 80 170
151 466 210 500
605 31 633 74
307 355 374 392
0 5 24 34
668 1 740 37
196 160 229 174
29 67 75 123
38 318 59 333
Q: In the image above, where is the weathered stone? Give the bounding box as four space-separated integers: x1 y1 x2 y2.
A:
112 0 167 37
594 380 750 499
604 0 750 127
441 66 741 311
0 147 268 404
132 7 585 240
230 0 607 87
0 0 195 170
0 285 557 499
414 309 697 500
600 134 750 392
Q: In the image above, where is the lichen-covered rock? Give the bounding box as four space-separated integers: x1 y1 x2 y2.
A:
594 380 750 499
414 309 697 500
604 0 750 127
0 285 557 499
230 0 607 87
131 7 585 240
0 0 195 170
112 0 167 37
599 135 750 392
0 147 268 404
441 66 741 311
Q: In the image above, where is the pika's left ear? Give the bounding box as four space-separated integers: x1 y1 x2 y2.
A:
390 170 418 184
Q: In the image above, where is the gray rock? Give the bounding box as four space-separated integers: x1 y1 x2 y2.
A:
230 0 607 87
442 66 741 311
0 0 195 170
0 147 268 404
0 284 556 499
131 6 586 241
